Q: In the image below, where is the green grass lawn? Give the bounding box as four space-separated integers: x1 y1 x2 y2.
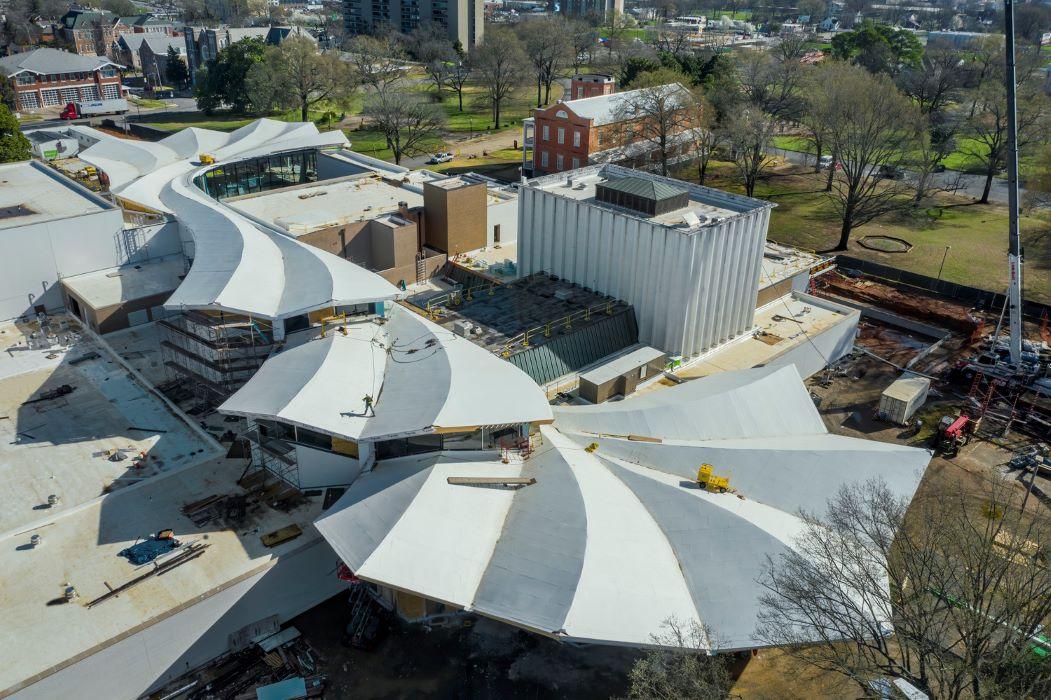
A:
343 126 445 163
427 148 522 171
680 161 1051 303
772 135 995 174
128 95 169 109
136 99 358 132
435 83 560 133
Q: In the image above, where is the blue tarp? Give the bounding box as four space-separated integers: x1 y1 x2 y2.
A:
256 677 307 700
118 537 179 565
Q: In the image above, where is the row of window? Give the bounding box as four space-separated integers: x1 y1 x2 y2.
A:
256 419 523 461
540 123 584 148
194 150 318 200
537 150 581 172
16 70 112 85
18 84 114 110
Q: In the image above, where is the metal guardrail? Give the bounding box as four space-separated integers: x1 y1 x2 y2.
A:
500 300 622 357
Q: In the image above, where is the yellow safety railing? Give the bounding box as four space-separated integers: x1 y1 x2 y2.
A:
500 300 618 357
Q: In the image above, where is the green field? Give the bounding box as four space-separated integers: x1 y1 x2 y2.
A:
680 161 1051 303
770 135 1032 175
128 95 169 110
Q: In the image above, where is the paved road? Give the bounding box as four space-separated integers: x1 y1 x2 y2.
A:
770 147 1015 205
22 97 199 133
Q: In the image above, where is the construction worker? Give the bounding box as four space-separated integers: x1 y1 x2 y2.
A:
362 394 374 416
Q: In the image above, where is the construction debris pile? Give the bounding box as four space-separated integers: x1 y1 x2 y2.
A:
147 626 326 700
817 271 979 334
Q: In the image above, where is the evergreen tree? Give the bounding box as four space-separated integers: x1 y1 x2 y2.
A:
0 103 31 163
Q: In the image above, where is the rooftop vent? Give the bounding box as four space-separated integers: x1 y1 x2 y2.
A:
595 176 688 217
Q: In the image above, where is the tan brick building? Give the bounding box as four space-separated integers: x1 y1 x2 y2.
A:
0 48 124 112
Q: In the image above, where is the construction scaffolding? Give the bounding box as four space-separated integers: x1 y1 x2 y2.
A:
158 309 278 413
245 424 302 490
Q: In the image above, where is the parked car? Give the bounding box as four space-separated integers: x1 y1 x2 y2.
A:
428 152 454 164
818 155 834 169
878 164 905 180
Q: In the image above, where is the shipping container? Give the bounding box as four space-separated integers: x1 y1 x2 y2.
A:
879 374 931 425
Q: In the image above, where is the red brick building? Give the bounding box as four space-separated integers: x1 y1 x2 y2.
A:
0 48 124 112
568 73 615 100
528 82 695 175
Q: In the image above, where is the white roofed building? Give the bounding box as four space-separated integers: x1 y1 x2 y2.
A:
74 118 404 405
314 364 931 648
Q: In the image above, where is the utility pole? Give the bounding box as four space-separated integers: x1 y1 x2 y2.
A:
1004 0 1024 366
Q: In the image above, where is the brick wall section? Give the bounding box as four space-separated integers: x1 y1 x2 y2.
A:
13 66 124 110
532 96 696 175
532 105 594 174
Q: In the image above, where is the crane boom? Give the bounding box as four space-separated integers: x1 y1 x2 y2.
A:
1004 0 1024 366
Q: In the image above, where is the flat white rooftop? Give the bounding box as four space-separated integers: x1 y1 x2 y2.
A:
673 294 857 381
60 255 186 310
227 174 424 236
0 315 220 538
0 160 109 230
0 456 325 697
579 345 665 386
528 164 772 229
761 242 824 288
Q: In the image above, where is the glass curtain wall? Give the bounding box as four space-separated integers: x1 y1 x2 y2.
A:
194 150 318 200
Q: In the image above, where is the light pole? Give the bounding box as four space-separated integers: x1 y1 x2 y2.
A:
937 245 951 282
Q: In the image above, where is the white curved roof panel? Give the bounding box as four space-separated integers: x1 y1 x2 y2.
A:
76 119 403 319
219 305 554 440
315 366 931 650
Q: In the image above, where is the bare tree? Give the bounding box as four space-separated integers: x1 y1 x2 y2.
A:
960 82 1049 204
758 476 1051 699
652 25 696 58
908 117 963 206
684 91 723 187
895 47 965 117
726 105 777 197
565 19 599 74
602 10 632 61
613 81 696 177
416 39 456 99
622 618 733 700
737 49 805 122
363 91 446 165
247 37 354 122
346 34 405 92
472 28 527 129
519 17 571 108
447 59 472 113
806 62 919 251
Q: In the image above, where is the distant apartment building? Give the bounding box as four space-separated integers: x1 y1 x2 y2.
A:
0 48 124 112
525 81 695 176
342 0 484 49
559 0 623 20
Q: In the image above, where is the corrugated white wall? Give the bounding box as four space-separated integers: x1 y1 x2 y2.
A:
518 186 769 359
